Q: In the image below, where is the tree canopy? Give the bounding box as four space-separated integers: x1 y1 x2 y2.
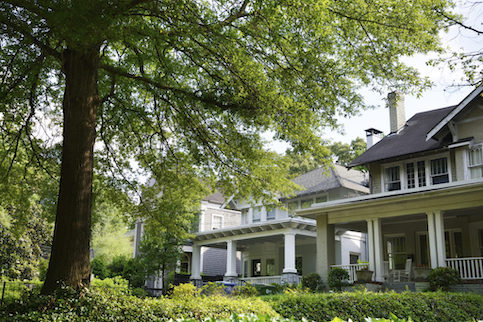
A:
1 0 455 292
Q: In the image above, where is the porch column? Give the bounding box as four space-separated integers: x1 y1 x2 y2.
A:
367 218 383 282
190 244 202 287
225 240 238 281
373 218 384 282
316 214 335 283
434 210 446 267
367 220 375 273
426 212 439 268
283 232 297 273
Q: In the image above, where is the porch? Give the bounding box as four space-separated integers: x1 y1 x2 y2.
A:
298 180 483 284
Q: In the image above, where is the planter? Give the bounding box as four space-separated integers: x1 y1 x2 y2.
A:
356 270 374 283
413 268 430 281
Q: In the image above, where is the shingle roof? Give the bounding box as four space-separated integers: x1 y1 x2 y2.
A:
349 106 456 167
202 191 225 204
290 164 369 197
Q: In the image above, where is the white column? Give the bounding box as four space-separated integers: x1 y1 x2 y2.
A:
434 210 446 267
316 215 335 282
283 232 297 273
225 240 237 277
190 244 201 280
367 219 375 273
426 212 439 268
373 218 384 282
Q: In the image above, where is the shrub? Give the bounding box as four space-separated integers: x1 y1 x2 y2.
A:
301 273 324 292
131 287 148 298
91 257 110 279
91 276 129 290
328 267 350 291
171 282 200 298
266 291 483 322
1 285 276 321
200 281 227 296
233 283 258 297
428 267 461 291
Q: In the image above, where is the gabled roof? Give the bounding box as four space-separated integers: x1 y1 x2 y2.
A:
290 164 369 197
349 106 455 167
426 86 483 141
202 191 225 204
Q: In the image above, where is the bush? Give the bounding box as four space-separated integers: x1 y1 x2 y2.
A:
91 257 109 279
266 291 483 322
1 285 276 321
328 267 350 291
428 267 461 291
91 276 129 290
233 283 258 297
301 273 324 292
171 283 200 298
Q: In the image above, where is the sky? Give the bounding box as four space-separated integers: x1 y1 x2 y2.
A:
268 0 482 152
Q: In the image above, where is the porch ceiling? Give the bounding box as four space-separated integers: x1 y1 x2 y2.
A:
297 180 483 225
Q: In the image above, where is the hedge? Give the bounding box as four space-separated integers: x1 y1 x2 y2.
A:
1 286 276 321
265 291 483 322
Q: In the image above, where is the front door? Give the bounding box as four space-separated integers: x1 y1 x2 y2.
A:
251 259 261 276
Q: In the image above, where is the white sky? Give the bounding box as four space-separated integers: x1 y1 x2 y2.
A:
268 0 482 152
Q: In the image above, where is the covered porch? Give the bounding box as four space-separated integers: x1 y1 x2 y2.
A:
190 218 317 285
299 180 483 284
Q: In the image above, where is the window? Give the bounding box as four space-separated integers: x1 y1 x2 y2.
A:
266 258 275 276
243 260 248 277
266 206 276 220
301 199 313 209
385 166 401 191
252 206 261 222
315 195 328 203
406 161 426 189
445 230 464 258
468 145 483 179
385 235 406 269
252 259 261 276
212 215 223 230
350 253 360 264
241 209 248 224
287 201 298 217
430 157 449 184
416 233 429 267
479 229 483 257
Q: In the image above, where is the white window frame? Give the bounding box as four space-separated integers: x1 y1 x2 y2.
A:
467 144 483 179
383 233 407 270
211 214 224 230
266 205 276 220
315 193 328 204
252 206 262 222
381 153 452 192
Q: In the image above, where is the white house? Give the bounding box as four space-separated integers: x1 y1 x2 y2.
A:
298 86 483 287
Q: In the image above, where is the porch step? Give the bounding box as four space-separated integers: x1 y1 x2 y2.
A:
384 282 416 292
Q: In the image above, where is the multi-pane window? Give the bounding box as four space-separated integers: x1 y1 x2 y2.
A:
315 195 328 203
417 161 427 187
266 258 275 276
385 166 401 191
468 145 483 179
212 215 223 230
266 206 276 220
406 161 426 189
287 201 298 217
430 157 449 184
301 199 313 209
385 235 407 269
252 206 261 222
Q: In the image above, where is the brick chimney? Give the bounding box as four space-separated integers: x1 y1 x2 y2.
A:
365 128 383 148
388 91 405 133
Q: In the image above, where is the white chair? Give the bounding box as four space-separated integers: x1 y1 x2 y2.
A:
392 258 412 282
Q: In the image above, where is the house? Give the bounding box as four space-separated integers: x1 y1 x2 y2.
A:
298 86 483 287
189 164 370 285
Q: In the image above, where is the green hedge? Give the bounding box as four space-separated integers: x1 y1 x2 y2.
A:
1 286 276 321
265 291 483 322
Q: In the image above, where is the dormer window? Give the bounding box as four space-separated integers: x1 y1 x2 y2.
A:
430 157 449 184
212 215 223 230
406 161 426 189
468 144 483 179
385 166 401 191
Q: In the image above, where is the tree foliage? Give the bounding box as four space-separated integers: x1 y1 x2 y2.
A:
0 0 455 291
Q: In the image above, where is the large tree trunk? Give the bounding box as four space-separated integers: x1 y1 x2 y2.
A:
42 46 100 294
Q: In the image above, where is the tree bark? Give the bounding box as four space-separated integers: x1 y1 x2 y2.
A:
41 46 100 294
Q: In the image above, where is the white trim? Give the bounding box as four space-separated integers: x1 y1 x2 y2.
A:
211 214 224 230
448 140 472 149
426 85 483 141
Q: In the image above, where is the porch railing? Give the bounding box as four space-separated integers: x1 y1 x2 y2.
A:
240 275 302 285
446 257 483 280
330 263 369 283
